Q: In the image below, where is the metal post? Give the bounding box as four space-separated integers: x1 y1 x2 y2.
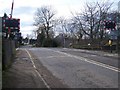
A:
64 34 65 48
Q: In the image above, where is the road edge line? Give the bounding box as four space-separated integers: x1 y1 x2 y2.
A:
25 49 51 89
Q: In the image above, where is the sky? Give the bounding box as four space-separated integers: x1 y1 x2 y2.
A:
0 0 119 38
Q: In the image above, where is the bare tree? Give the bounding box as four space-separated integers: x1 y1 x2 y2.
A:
71 16 84 40
34 6 56 39
71 1 113 45
58 17 69 35
57 17 69 47
97 1 113 40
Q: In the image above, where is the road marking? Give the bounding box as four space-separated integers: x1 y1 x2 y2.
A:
53 50 120 72
40 56 68 59
16 48 19 51
104 54 118 57
25 49 51 89
90 55 97 57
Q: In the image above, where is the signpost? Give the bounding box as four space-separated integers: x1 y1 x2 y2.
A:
1 0 21 39
2 15 20 39
108 40 112 53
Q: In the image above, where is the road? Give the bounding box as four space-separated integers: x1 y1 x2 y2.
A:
25 47 119 88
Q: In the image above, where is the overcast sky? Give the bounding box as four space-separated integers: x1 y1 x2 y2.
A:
0 0 119 38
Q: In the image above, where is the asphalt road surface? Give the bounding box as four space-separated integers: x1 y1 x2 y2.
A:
25 47 119 88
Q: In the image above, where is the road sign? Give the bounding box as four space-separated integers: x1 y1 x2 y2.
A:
105 21 116 30
2 17 20 32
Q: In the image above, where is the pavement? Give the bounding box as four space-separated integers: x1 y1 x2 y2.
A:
2 47 69 89
2 48 47 88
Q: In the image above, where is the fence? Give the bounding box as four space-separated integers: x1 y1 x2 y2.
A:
2 38 16 70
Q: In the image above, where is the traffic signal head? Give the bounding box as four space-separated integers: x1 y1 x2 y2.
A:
105 21 116 30
2 17 20 32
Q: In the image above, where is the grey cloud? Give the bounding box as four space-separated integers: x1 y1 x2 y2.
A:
14 6 36 15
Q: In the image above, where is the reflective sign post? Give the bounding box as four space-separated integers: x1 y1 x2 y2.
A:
108 40 112 53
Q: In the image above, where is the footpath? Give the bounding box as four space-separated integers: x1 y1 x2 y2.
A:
2 48 47 88
2 48 69 89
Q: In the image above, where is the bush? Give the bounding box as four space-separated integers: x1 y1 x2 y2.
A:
43 38 60 47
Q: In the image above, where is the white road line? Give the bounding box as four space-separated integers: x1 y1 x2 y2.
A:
53 50 120 72
25 49 51 89
104 54 118 57
16 48 19 51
